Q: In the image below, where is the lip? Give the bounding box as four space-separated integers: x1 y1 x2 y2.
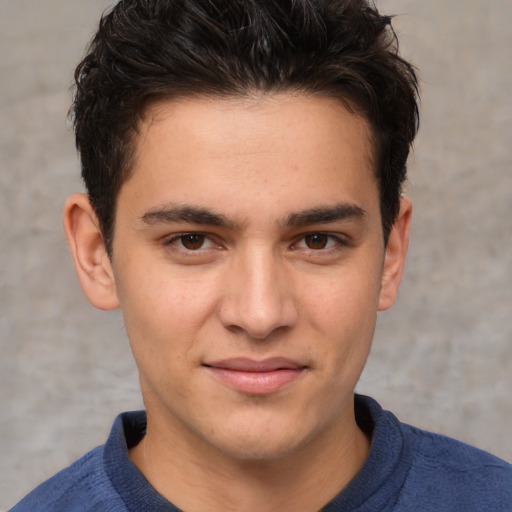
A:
203 357 307 395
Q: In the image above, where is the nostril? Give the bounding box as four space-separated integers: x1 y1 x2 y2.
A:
216 264 298 338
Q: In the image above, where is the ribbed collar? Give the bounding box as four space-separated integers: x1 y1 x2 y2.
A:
104 410 181 512
104 395 411 512
322 395 412 511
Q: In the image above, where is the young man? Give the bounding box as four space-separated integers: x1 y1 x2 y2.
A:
10 0 511 511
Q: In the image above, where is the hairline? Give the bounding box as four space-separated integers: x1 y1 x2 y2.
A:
103 88 386 258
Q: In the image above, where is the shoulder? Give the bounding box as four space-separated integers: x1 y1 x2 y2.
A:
397 422 512 511
8 446 126 512
9 411 149 512
352 395 511 511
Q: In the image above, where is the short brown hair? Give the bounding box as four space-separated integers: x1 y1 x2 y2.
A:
72 0 419 255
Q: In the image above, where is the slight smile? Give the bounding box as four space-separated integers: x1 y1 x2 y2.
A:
203 358 308 395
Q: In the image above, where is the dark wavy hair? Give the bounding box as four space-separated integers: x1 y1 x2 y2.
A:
71 0 419 255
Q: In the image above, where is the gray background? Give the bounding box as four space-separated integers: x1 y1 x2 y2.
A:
1 0 511 509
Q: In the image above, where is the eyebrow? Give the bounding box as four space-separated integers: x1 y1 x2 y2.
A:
141 204 239 229
141 201 367 230
284 203 367 227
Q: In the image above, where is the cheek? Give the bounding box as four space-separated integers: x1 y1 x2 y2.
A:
119 261 216 321
298 266 381 375
301 266 381 330
115 267 221 364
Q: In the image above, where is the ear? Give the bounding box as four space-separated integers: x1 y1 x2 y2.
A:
63 193 120 311
378 197 412 311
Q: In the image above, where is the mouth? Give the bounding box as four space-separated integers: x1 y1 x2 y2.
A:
202 357 307 395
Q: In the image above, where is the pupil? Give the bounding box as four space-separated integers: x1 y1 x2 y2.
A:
182 234 204 250
306 234 328 249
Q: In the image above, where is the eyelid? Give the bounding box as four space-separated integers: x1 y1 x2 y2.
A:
160 230 349 253
163 232 221 251
292 232 349 250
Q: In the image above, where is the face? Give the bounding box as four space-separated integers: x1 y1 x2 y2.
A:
100 94 406 460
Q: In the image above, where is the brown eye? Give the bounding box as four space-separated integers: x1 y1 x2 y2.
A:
304 233 329 249
180 234 205 250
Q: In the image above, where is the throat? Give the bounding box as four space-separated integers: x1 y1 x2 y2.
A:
128 416 370 512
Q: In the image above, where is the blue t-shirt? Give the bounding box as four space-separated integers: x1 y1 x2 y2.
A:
10 395 512 511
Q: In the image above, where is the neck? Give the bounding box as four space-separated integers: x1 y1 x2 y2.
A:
129 402 370 512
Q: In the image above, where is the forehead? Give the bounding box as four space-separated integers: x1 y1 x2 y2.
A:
138 93 374 160
122 93 379 222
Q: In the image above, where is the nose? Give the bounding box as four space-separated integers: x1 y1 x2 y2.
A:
217 246 298 340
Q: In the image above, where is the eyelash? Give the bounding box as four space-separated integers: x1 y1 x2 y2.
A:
163 233 221 252
291 232 348 252
162 232 348 254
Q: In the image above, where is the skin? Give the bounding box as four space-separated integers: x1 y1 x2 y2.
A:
64 93 411 512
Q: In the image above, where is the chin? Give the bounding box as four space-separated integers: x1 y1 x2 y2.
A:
201 416 318 463
212 436 304 462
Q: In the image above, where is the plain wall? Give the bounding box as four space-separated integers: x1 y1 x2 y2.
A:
1 0 511 508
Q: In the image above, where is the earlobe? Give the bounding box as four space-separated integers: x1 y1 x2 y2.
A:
63 193 120 311
378 198 412 311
